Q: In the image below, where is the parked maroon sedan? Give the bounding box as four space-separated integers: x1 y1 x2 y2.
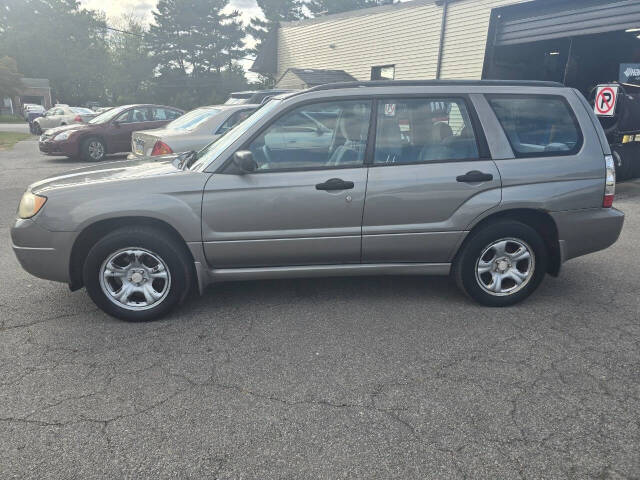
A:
38 104 184 161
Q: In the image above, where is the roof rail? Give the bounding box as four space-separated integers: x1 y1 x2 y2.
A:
302 79 565 93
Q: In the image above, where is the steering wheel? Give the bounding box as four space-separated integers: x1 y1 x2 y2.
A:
260 144 274 169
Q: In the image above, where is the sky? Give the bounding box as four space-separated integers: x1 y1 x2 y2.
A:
79 0 263 25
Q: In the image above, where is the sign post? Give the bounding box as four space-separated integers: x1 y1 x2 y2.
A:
594 85 619 117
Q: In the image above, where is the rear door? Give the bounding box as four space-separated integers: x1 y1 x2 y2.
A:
201 99 372 268
362 96 501 264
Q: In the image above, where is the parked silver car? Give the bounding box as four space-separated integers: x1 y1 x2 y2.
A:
33 106 96 134
129 104 258 159
11 80 624 321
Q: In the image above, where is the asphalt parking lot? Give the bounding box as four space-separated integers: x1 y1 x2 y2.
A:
1 137 639 479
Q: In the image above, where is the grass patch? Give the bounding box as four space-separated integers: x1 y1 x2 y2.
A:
0 132 32 150
0 114 26 123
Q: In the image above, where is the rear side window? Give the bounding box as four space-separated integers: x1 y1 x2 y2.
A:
373 98 480 165
487 95 582 157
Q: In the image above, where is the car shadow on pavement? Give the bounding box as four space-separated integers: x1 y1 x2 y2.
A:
45 154 129 165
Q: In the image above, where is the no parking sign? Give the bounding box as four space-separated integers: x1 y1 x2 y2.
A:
594 85 619 117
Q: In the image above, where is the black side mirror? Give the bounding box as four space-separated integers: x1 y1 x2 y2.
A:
112 120 120 128
233 150 257 174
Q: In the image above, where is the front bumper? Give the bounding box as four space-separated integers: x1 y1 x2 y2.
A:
551 207 625 263
38 138 77 157
11 218 75 284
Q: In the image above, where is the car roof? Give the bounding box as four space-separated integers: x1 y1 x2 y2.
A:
115 104 185 111
307 80 565 93
230 89 293 96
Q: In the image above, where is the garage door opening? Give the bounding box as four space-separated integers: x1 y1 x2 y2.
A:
485 29 640 97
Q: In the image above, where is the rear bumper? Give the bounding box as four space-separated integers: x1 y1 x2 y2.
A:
551 208 624 263
10 218 75 284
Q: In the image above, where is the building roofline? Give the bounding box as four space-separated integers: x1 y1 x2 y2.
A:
280 0 439 28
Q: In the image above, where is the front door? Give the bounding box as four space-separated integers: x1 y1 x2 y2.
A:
109 107 153 153
201 99 372 268
362 97 501 264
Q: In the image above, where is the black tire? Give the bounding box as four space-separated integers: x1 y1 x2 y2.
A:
33 123 42 135
81 137 106 161
612 145 634 181
453 220 548 307
82 226 193 322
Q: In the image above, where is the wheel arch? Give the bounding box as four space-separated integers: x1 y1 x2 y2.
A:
461 208 561 276
69 216 195 291
78 133 109 154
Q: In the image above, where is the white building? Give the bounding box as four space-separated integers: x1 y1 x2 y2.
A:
251 0 640 97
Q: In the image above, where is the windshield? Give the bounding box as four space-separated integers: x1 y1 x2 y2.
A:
71 107 94 114
88 105 128 124
189 99 280 171
224 97 249 105
165 107 221 131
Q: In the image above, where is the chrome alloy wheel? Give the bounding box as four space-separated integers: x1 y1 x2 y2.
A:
88 140 104 160
99 248 171 311
475 238 535 297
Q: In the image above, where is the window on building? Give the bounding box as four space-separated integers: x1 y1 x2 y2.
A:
373 98 479 165
246 100 372 171
487 95 582 157
371 65 395 81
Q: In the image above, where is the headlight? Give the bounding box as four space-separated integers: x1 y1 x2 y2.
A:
54 131 71 141
18 191 47 219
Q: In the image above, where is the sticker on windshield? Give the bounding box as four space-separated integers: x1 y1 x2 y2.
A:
384 104 396 116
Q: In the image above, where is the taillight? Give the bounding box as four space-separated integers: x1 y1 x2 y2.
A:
73 115 82 123
151 141 173 156
604 154 615 208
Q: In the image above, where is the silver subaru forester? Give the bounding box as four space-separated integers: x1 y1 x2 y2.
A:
12 81 624 321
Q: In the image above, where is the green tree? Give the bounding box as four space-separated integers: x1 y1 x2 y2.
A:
307 0 395 16
0 56 23 100
247 0 306 85
148 0 247 75
247 0 306 55
0 0 110 105
146 0 249 108
106 15 154 105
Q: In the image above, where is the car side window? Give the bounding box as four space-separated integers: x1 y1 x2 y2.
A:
246 100 371 172
217 109 255 135
487 95 582 157
117 108 150 124
373 98 479 165
164 109 182 120
151 108 167 121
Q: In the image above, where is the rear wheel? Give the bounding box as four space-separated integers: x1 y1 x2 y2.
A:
454 221 548 307
82 227 193 321
81 137 106 161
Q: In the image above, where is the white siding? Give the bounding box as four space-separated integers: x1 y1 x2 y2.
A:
439 0 528 79
277 0 443 81
276 0 527 81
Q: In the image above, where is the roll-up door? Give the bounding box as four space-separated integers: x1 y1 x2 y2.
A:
495 0 640 46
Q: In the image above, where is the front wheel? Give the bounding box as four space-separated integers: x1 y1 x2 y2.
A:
82 227 193 321
33 123 42 135
81 137 106 161
454 221 548 307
